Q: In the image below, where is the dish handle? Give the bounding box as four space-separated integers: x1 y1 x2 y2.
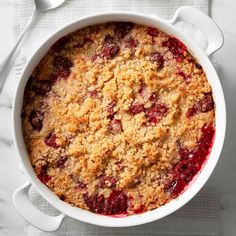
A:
12 182 65 232
170 6 224 56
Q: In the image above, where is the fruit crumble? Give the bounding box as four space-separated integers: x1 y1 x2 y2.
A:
22 22 215 216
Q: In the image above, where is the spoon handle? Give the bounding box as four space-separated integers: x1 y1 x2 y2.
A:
0 10 38 92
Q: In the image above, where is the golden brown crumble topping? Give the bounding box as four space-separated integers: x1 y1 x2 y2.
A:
22 22 215 216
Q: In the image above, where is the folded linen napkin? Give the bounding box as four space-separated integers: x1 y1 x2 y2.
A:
10 0 221 235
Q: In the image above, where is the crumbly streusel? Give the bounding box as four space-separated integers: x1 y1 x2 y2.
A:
22 22 215 216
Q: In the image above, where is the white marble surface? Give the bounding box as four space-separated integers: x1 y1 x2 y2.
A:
0 0 236 235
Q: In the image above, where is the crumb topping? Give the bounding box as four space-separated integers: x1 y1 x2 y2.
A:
22 22 215 216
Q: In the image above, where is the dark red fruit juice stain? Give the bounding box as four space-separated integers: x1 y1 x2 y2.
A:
53 55 73 80
94 34 119 60
37 165 51 184
106 190 128 215
83 190 128 215
177 71 191 84
89 90 98 98
101 43 120 59
114 22 134 39
147 27 159 37
133 204 146 214
55 156 68 168
51 36 70 52
44 132 60 149
104 34 114 43
147 27 159 44
167 124 215 197
186 93 214 118
29 109 44 131
129 103 145 115
70 174 87 190
125 37 139 48
146 103 168 124
83 193 105 214
163 37 187 61
106 102 116 119
150 52 164 70
32 80 52 95
98 175 117 188
76 181 87 190
24 76 52 99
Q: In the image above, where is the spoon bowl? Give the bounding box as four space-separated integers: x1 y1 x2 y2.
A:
34 0 66 12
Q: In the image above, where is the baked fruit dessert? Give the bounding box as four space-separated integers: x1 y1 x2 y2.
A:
22 22 215 216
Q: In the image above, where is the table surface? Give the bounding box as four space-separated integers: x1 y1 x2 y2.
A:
0 0 236 235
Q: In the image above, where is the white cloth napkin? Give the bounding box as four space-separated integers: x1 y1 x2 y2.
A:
10 0 221 235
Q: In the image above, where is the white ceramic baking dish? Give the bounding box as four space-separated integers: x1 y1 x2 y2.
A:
12 6 226 232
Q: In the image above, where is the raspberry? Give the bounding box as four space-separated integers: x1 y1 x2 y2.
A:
55 156 68 168
29 109 44 131
126 37 139 48
53 56 73 79
163 37 186 61
186 93 214 117
37 165 51 184
51 36 70 52
105 190 128 215
167 124 215 197
101 43 120 59
83 193 105 214
114 22 134 39
150 52 164 69
44 132 60 149
129 103 145 115
147 27 159 37
32 80 52 95
146 103 168 124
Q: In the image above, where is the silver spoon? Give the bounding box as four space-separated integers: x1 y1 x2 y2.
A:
0 0 66 91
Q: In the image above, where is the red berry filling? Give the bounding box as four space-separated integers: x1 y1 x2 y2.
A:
167 124 215 196
83 193 105 214
24 76 52 98
83 190 128 215
29 109 44 131
37 165 51 184
76 181 87 190
186 93 214 117
51 36 70 52
106 102 116 119
125 37 139 48
106 190 128 215
150 52 164 70
162 37 186 61
114 22 134 39
55 156 68 168
146 103 168 124
177 71 191 84
101 43 120 59
98 175 117 188
109 119 123 134
44 132 60 149
129 103 145 115
70 174 87 190
133 204 146 214
147 27 159 37
89 90 98 98
53 56 73 79
104 34 114 44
